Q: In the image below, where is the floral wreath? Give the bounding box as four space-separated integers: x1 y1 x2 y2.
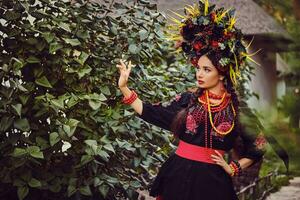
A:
166 0 260 86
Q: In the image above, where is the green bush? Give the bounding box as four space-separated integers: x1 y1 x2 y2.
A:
0 0 196 199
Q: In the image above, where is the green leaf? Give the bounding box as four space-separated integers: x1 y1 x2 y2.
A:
42 32 55 43
97 149 110 162
26 56 40 63
19 94 30 105
128 44 141 54
28 178 42 188
75 52 89 65
79 185 92 196
99 184 109 198
88 100 101 110
4 10 21 20
13 179 26 187
104 143 115 154
36 137 49 150
67 185 77 197
14 118 30 131
12 104 22 117
78 65 92 79
58 22 72 32
50 98 64 109
130 180 142 188
11 57 24 70
49 42 63 54
85 140 97 146
27 146 44 159
68 119 80 127
63 38 81 46
17 186 29 200
139 29 148 41
35 76 52 88
76 30 90 39
109 26 117 35
80 155 93 165
100 86 111 95
49 132 60 146
12 148 27 157
0 117 13 132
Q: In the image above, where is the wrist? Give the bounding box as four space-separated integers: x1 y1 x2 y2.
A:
119 85 128 89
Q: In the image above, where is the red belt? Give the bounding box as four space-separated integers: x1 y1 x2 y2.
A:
175 140 225 164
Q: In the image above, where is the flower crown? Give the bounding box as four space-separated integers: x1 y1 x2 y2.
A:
166 0 260 85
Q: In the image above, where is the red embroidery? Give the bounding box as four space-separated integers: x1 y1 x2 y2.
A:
156 196 163 200
254 134 267 150
175 94 181 102
216 121 232 132
186 114 197 133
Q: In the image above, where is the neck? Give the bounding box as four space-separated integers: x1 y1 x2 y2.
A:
206 82 225 96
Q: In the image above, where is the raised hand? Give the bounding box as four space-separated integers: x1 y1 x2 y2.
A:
116 59 133 88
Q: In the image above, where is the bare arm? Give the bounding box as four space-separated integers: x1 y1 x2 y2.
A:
237 157 254 170
211 151 255 176
116 59 143 115
119 86 143 115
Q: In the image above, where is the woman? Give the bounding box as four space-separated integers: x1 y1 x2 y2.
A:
117 1 266 199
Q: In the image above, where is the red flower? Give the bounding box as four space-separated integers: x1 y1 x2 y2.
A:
255 134 267 150
190 57 199 66
193 41 203 51
216 122 232 132
223 31 234 39
186 114 197 133
211 40 219 48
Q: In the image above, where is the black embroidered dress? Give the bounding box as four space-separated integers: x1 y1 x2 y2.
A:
137 91 265 200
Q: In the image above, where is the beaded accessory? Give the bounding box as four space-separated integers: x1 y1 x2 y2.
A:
185 90 236 148
229 160 242 176
122 90 138 104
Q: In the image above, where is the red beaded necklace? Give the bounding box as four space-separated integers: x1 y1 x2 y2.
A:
196 90 235 149
207 90 224 99
198 91 231 112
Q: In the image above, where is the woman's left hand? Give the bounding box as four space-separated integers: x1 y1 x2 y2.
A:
211 150 232 176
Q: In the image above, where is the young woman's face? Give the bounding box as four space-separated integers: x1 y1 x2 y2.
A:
195 55 223 89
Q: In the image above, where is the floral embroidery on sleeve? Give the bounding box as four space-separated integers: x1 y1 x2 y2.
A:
254 133 267 150
175 94 182 102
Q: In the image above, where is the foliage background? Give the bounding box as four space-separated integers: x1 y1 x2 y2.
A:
0 0 197 199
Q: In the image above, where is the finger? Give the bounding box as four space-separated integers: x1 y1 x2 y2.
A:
214 150 223 157
120 59 126 68
128 60 132 72
116 64 124 71
211 155 219 159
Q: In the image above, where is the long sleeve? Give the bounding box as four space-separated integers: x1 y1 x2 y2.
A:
238 106 267 164
136 92 192 131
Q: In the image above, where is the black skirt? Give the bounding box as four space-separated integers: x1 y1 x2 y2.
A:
149 154 239 200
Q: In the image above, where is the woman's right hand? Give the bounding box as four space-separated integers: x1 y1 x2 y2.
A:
116 59 133 88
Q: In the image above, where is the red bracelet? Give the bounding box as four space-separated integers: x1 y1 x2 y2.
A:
122 90 138 104
229 162 240 176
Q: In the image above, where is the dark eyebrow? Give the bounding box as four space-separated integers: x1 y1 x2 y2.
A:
203 66 212 69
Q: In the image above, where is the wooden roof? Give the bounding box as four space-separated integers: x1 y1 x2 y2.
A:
155 0 290 39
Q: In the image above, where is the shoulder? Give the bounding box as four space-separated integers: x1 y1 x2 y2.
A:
175 90 195 107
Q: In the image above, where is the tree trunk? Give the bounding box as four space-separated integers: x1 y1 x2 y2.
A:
294 0 300 21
